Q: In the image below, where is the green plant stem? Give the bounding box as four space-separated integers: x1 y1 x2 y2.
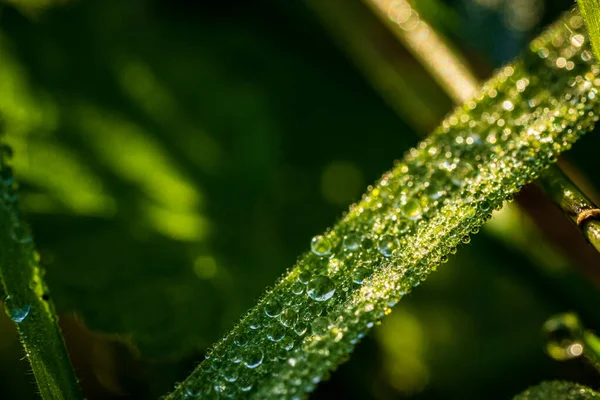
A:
0 162 82 398
537 165 600 254
307 0 445 133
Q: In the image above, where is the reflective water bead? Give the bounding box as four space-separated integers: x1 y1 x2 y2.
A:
267 324 286 342
310 235 332 257
237 375 253 392
401 199 422 220
248 314 261 329
425 182 445 200
264 299 282 318
294 322 308 336
234 331 250 346
223 366 239 383
451 161 475 187
290 281 304 295
342 234 360 250
303 303 323 320
307 276 336 302
280 308 299 328
279 336 294 351
243 348 264 368
298 270 311 284
352 267 371 284
396 220 411 235
4 296 30 323
378 235 399 257
184 385 202 397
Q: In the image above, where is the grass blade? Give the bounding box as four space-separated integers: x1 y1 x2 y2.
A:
0 150 82 399
166 8 600 400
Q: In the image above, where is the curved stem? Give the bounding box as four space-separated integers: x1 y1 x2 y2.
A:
537 165 600 254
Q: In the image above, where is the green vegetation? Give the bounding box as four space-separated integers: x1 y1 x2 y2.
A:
0 0 600 399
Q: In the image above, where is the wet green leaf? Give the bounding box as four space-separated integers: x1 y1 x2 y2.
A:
0 153 81 398
166 8 600 399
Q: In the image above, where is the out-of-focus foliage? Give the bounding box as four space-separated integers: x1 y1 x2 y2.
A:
0 0 70 15
514 381 599 399
1 0 417 374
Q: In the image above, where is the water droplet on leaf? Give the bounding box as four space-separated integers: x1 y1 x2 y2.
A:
342 234 360 250
311 235 332 257
4 296 30 323
378 235 399 257
401 199 422 220
307 276 335 302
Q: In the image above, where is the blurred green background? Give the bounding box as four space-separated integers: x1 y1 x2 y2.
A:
0 0 600 398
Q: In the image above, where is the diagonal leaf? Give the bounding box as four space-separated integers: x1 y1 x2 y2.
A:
514 381 600 399
166 8 600 399
579 0 600 63
0 151 82 398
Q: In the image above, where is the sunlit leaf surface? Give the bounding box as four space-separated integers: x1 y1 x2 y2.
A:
166 9 600 399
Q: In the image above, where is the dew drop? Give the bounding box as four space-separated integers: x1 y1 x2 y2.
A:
310 235 332 257
298 270 311 285
377 235 399 257
238 375 253 392
307 276 336 302
290 281 304 295
266 324 286 342
451 162 475 187
294 322 308 336
248 314 261 329
184 385 201 397
4 296 30 323
279 335 294 351
234 331 250 347
342 234 360 250
243 348 264 369
280 308 299 328
264 299 282 318
352 267 371 284
401 199 422 220
213 383 227 394
425 182 444 200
